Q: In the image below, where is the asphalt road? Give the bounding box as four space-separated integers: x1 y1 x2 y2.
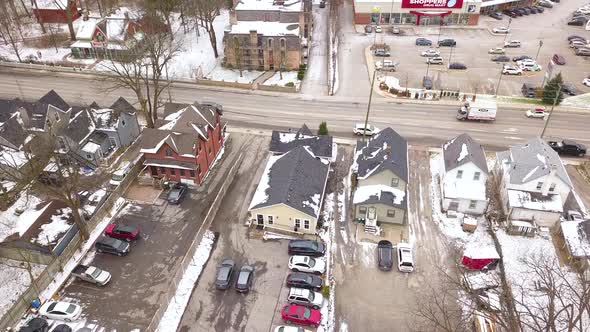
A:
1 67 589 150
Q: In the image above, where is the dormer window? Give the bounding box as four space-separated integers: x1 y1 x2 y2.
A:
165 149 173 157
536 182 543 190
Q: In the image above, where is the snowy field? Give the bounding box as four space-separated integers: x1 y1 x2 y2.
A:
0 191 49 242
0 258 46 319
204 67 263 84
262 71 301 89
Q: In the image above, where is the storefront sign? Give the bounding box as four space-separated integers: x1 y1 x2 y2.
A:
401 0 464 9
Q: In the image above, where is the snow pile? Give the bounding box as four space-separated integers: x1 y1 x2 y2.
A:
353 185 405 205
302 193 322 217
262 231 298 241
561 93 590 109
156 230 216 331
560 220 590 258
0 258 46 319
317 193 335 332
0 193 50 242
457 143 468 162
263 71 301 89
33 208 72 246
248 154 282 209
0 148 28 169
82 189 108 216
507 189 563 212
204 66 263 84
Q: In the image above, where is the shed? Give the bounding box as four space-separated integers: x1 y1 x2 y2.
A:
33 0 81 24
462 245 500 271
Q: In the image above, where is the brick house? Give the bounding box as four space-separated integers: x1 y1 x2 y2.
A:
140 102 226 185
33 0 81 24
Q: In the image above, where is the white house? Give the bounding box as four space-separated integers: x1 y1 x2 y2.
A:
440 134 489 215
495 138 573 230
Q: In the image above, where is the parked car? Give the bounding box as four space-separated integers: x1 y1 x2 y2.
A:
489 12 503 20
215 259 235 290
391 26 400 34
421 49 440 57
426 56 444 64
235 265 254 293
273 327 312 332
95 236 130 256
503 10 517 18
415 37 432 46
526 108 546 118
517 58 536 66
584 78 590 87
562 83 577 95
575 48 590 56
373 48 390 57
104 223 140 241
109 161 132 188
568 35 587 41
527 6 538 14
521 7 531 15
19 318 49 332
375 59 398 71
567 210 584 221
423 76 433 90
522 83 538 97
319 1 325 8
520 63 542 71
288 240 326 257
39 301 82 322
449 62 467 70
377 240 393 271
492 55 511 62
289 255 326 274
568 18 586 26
364 25 373 33
353 123 377 136
72 264 111 286
504 40 521 48
375 25 382 33
488 47 506 54
288 287 324 309
492 27 510 34
52 325 72 332
552 54 566 65
502 65 522 75
397 243 414 273
570 40 589 48
514 8 525 16
548 139 587 156
167 183 188 204
438 39 456 47
534 5 545 12
539 0 553 8
513 55 532 62
281 304 321 328
286 272 323 291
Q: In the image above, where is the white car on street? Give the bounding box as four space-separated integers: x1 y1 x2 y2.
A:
488 47 506 54
504 40 521 48
516 59 536 66
426 56 444 64
39 301 82 322
375 25 383 33
583 78 590 87
502 65 522 75
353 123 378 136
289 255 326 274
274 327 312 332
492 27 510 34
526 108 546 118
421 49 441 57
397 243 414 273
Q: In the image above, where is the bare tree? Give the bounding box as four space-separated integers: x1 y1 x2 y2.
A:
146 0 178 39
185 0 224 58
7 0 25 40
31 0 47 34
64 0 77 40
0 2 24 62
230 36 243 78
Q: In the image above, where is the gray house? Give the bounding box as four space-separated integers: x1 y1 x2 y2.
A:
352 127 409 232
269 124 334 160
91 97 141 150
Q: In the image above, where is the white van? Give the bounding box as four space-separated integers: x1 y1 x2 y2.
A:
109 161 132 187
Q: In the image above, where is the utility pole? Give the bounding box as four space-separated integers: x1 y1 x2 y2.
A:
495 64 504 97
425 60 431 78
540 84 562 139
535 40 543 62
362 68 378 143
504 17 512 43
437 20 442 44
448 45 454 67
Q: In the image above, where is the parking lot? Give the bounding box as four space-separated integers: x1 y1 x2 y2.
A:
362 0 590 96
58 136 243 331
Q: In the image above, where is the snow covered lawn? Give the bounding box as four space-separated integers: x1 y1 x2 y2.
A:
0 192 49 243
204 66 264 84
262 71 301 89
0 258 46 319
318 192 336 332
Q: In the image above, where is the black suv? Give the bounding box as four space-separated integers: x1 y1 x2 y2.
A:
438 39 456 47
288 240 326 257
548 140 587 157
235 265 254 293
19 318 49 332
286 272 323 291
521 83 537 98
95 236 130 256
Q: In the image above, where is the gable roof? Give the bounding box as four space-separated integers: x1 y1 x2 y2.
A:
163 102 189 118
139 128 197 157
0 113 28 149
298 123 313 136
498 138 572 187
0 99 20 124
354 127 408 181
249 146 329 218
443 133 488 174
109 97 136 114
158 104 220 139
38 90 70 111
64 109 95 145
269 129 333 159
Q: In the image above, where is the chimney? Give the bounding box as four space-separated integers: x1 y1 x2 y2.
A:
124 12 130 22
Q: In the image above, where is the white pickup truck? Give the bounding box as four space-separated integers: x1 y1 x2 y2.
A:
72 264 111 286
456 98 497 122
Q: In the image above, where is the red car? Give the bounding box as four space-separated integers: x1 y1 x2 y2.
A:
552 54 566 65
281 304 321 328
104 224 140 241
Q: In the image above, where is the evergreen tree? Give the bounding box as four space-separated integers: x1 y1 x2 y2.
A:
542 72 564 105
318 122 328 135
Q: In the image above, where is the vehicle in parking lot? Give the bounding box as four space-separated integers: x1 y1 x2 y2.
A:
105 223 140 241
235 265 254 293
391 26 400 34
373 48 390 57
39 301 82 322
377 240 393 271
502 65 522 75
19 318 49 332
568 18 586 26
449 62 467 70
548 139 587 156
288 287 324 309
522 7 531 14
492 55 510 62
426 56 444 64
415 37 432 46
375 59 398 71
95 236 130 256
364 25 373 33
526 108 546 118
519 62 542 71
489 12 503 20
289 255 326 274
567 35 585 41
422 76 433 90
72 264 111 286
570 40 589 48
421 48 440 57
539 1 553 8
504 40 521 48
289 240 325 257
535 5 545 12
516 58 536 66
513 8 525 16
215 259 235 290
503 10 517 17
274 327 312 332
488 47 506 54
584 78 590 87
375 25 382 33
109 161 132 188
528 6 538 14
552 54 566 65
492 27 510 33
521 83 538 97
512 55 531 62
353 123 377 136
52 325 72 332
575 48 590 56
562 83 577 95
286 272 323 291
397 243 414 273
167 183 188 204
438 39 456 46
282 304 321 328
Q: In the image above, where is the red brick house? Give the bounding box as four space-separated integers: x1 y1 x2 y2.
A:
33 0 81 24
140 102 226 185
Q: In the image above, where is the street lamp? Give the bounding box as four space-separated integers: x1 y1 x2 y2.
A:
504 17 512 43
535 40 544 62
362 67 379 142
448 44 455 67
426 60 431 78
494 64 504 97
540 83 562 139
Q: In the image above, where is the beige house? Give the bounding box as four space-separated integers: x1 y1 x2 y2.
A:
352 127 408 234
249 146 329 234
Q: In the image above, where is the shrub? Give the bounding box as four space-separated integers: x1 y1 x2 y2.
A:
285 82 295 87
321 285 330 298
318 121 328 135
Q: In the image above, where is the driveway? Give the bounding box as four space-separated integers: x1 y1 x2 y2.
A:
59 136 244 331
301 3 330 96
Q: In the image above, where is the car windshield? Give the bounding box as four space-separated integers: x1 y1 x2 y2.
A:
89 268 103 279
380 248 392 262
65 304 77 313
111 174 124 181
217 267 231 281
307 258 315 267
303 307 312 319
238 271 249 284
169 190 180 199
117 242 128 250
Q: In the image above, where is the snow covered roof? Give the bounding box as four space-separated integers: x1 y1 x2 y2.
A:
158 103 221 140
507 189 563 213
229 21 300 36
64 109 96 145
34 0 68 10
107 18 127 42
0 193 51 243
353 184 407 209
270 124 333 159
235 0 303 12
76 18 100 40
81 141 101 154
32 207 72 246
0 147 28 169
497 138 572 188
0 112 28 150
139 129 196 157
561 220 590 258
249 146 329 219
443 173 487 201
463 241 500 260
353 127 408 181
443 133 488 174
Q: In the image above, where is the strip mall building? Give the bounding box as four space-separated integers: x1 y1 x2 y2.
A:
353 0 482 26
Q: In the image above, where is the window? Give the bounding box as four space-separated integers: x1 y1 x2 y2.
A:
267 38 273 48
86 154 93 160
268 216 273 225
256 214 264 225
280 38 286 48
304 220 310 229
457 170 463 179
180 169 185 176
170 168 176 175
359 206 367 214
189 170 195 177
197 165 202 175
387 209 396 217
165 149 173 157
549 183 556 191
160 167 166 174
469 200 477 209
121 120 126 126
54 113 59 121
536 182 543 190
474 172 481 181
295 218 301 229
391 178 399 187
